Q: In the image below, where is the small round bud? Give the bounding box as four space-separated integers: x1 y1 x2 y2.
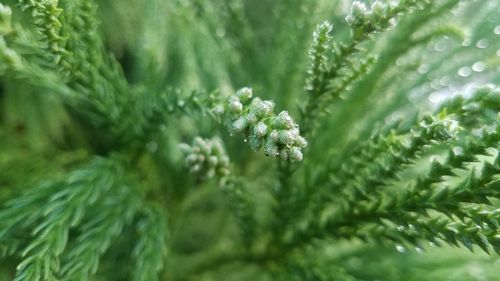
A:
236 87 253 102
178 143 191 153
274 111 295 129
371 1 386 17
208 156 218 166
186 154 198 164
289 147 303 162
191 164 201 172
213 105 225 115
254 122 268 137
270 130 280 142
264 141 279 157
254 100 274 117
229 100 243 113
279 130 295 146
232 117 248 133
246 112 258 125
295 136 308 148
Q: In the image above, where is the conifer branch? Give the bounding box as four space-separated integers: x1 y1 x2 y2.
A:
300 0 436 137
0 156 129 281
132 204 168 281
60 183 143 281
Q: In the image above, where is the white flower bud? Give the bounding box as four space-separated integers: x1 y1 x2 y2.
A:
371 1 387 17
289 147 303 162
213 105 225 115
295 136 308 148
191 164 201 172
280 149 289 160
352 1 368 18
229 100 243 113
236 87 253 102
232 117 248 133
264 141 279 157
274 111 295 129
186 154 198 164
254 100 274 117
246 112 258 125
178 143 191 153
208 156 218 166
254 122 268 137
270 130 280 142
279 130 295 146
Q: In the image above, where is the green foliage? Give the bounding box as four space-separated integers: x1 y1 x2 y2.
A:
0 0 499 280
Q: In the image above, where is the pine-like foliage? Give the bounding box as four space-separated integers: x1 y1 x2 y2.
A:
0 0 499 280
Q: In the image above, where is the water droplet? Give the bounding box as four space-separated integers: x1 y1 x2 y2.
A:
415 247 424 253
396 245 406 253
439 76 451 86
457 66 472 77
397 225 405 232
429 242 437 247
434 41 446 52
462 38 471 47
418 64 430 74
494 25 500 35
243 138 248 142
476 39 489 49
428 91 448 104
216 26 226 38
496 49 500 57
472 61 486 72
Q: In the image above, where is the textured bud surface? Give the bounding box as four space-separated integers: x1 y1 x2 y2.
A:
221 88 307 162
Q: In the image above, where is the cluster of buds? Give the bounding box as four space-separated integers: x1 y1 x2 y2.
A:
225 87 307 162
179 137 231 185
345 0 401 30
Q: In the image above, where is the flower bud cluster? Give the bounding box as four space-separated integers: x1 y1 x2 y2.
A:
345 0 425 31
179 137 230 185
225 87 307 162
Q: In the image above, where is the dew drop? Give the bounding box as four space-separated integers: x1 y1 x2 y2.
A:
472 61 486 72
397 225 405 232
428 91 448 104
494 25 500 35
457 66 472 77
496 49 500 57
396 245 406 253
216 26 226 38
434 41 446 52
243 138 248 142
429 242 437 247
418 64 430 74
415 247 424 254
476 39 489 49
